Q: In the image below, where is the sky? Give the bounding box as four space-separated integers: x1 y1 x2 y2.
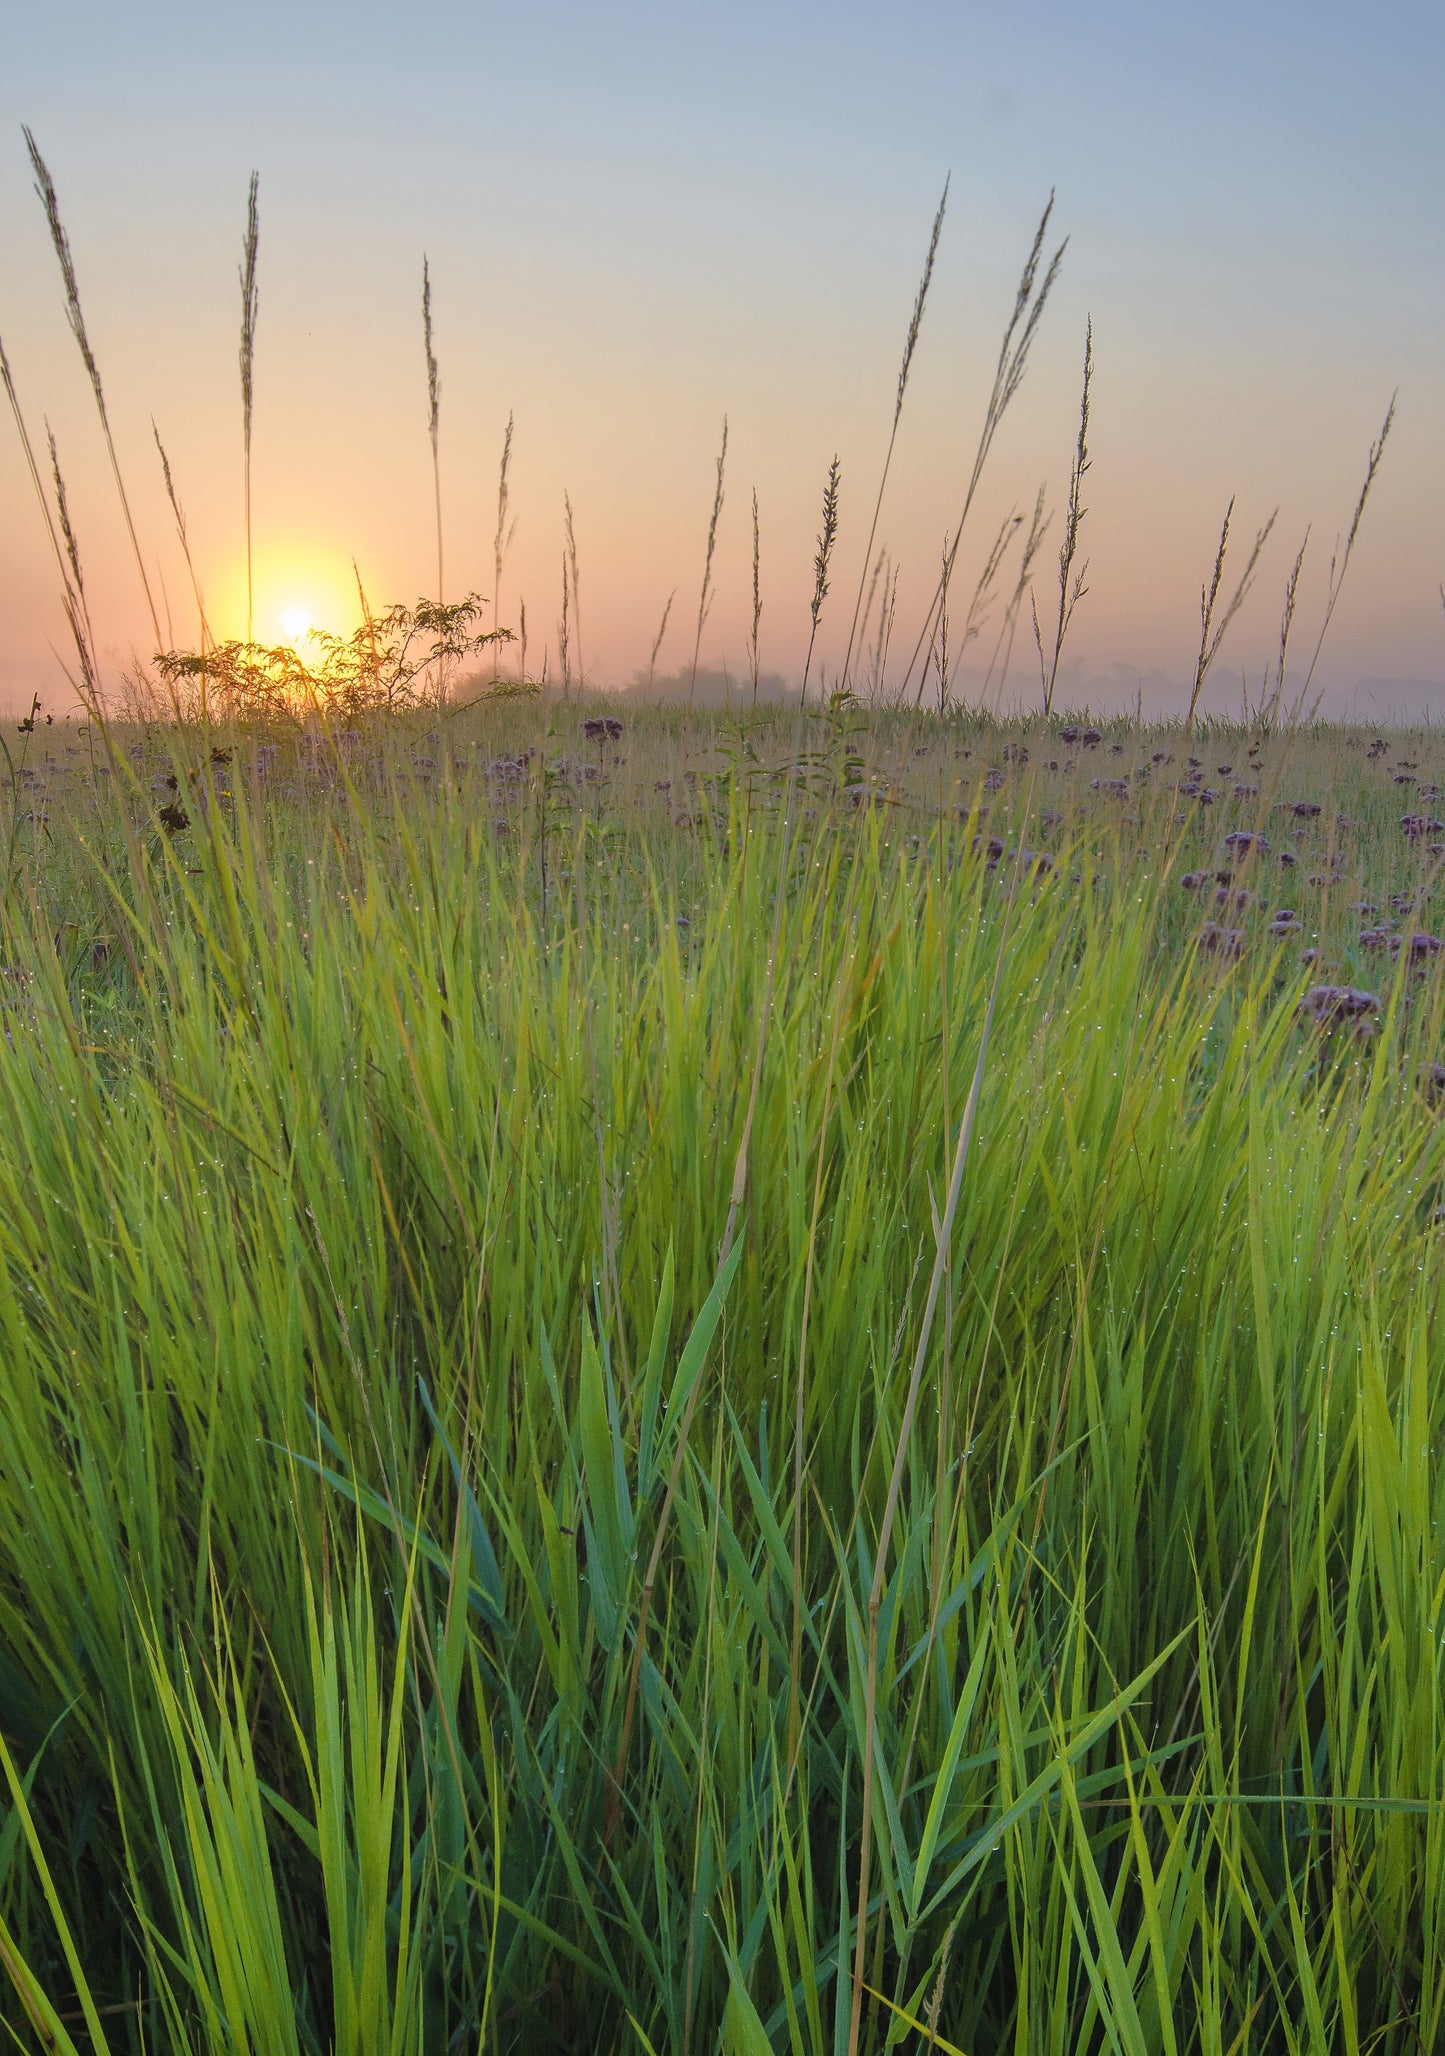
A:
1 0 1442 719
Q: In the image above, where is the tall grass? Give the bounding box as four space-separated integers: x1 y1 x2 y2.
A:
0 702 1442 2050
240 172 260 643
1034 317 1092 718
1187 499 1278 728
687 420 728 709
422 255 443 606
23 129 164 653
902 193 1066 704
839 174 948 694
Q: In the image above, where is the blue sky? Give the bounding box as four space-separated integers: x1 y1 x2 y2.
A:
2 0 1441 712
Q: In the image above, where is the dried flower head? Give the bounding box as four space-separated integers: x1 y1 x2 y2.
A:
1298 984 1379 1030
1391 931 1444 963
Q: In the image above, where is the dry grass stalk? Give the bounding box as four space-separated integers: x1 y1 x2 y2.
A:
749 489 762 706
45 422 92 654
688 418 728 708
42 425 117 710
422 256 443 603
1186 497 1278 726
905 194 1067 703
982 483 1050 706
0 333 74 608
646 589 675 693
856 546 886 667
1285 395 1396 722
950 505 1023 706
564 492 583 689
1251 527 1310 728
45 436 100 702
240 172 260 640
25 127 164 653
932 533 953 712
840 175 949 689
868 555 900 697
558 549 571 696
0 334 100 702
152 421 210 663
493 411 515 656
1035 317 1093 716
800 455 841 707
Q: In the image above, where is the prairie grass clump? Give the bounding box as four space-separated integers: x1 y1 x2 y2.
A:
0 701 1441 2053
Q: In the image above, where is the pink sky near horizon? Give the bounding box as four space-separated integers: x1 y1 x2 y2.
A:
2 1 1442 722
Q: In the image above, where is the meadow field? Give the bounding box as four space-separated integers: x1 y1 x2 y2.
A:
0 693 1441 2053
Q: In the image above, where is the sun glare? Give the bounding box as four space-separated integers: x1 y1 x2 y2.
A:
213 545 364 649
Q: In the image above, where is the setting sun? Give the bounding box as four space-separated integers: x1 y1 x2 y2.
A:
208 544 365 650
